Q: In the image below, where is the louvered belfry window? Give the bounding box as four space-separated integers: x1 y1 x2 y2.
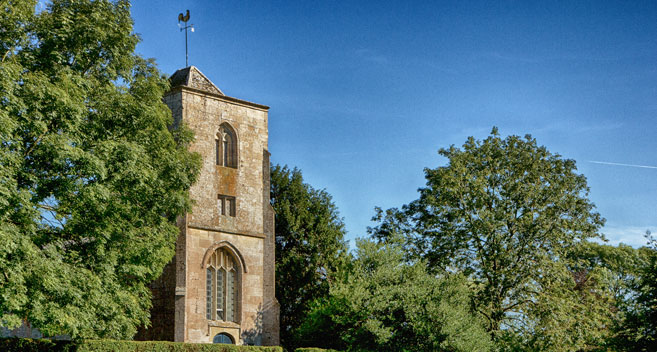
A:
206 248 238 322
216 123 237 168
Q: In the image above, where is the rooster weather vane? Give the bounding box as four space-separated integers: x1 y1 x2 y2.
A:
178 10 194 67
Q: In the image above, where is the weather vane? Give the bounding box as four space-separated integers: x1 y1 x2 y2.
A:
178 10 194 67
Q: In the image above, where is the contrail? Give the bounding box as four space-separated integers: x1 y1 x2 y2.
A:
588 160 657 169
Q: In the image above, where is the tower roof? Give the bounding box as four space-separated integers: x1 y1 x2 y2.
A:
169 66 225 96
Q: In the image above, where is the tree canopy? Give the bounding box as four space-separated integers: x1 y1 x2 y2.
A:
270 165 349 350
612 233 657 351
370 128 608 349
0 0 200 339
297 238 492 352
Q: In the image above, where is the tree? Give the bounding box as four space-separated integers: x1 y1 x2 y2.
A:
564 241 652 350
571 241 650 306
270 165 349 350
613 233 657 351
297 238 492 352
370 128 607 349
0 0 200 339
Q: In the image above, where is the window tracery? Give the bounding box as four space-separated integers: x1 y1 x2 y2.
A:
206 249 238 322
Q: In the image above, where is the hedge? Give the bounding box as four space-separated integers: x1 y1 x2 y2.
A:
294 348 341 352
0 338 284 352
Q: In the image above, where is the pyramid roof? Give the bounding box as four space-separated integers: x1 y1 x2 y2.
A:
169 66 225 96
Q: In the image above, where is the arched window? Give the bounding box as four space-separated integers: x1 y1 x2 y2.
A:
206 248 238 322
213 333 234 344
216 123 237 168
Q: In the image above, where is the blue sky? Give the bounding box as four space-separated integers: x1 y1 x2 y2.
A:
130 0 657 247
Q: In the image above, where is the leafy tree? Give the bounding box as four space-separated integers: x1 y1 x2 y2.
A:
270 165 349 350
0 0 200 339
370 128 608 349
297 238 492 352
571 241 650 305
613 233 657 351
561 241 652 350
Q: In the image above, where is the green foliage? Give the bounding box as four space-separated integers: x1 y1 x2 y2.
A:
294 348 341 352
297 238 492 352
0 0 200 340
0 337 75 352
571 240 651 343
270 165 349 350
612 233 657 351
0 338 283 352
571 241 650 302
496 241 652 350
370 128 608 350
77 340 283 351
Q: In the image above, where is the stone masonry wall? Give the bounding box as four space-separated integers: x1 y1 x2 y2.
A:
176 84 272 345
181 89 269 237
184 228 264 345
261 150 280 346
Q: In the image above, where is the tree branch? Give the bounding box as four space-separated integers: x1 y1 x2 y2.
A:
24 130 48 158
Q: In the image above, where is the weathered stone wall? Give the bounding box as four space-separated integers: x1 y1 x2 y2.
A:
177 83 272 345
144 67 278 345
180 89 269 237
261 150 280 346
184 228 265 344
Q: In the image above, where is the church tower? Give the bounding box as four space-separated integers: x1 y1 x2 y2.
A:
138 66 279 345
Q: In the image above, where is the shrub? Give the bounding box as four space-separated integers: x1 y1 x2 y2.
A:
0 338 284 352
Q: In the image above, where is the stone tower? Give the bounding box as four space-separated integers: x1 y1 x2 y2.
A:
137 66 279 345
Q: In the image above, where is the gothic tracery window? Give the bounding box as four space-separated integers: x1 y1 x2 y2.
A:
216 123 237 168
206 248 238 322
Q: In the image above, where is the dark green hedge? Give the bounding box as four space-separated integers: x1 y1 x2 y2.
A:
0 338 74 352
294 348 341 352
0 338 283 352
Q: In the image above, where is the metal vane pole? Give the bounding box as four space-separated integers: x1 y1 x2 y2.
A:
178 10 193 67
